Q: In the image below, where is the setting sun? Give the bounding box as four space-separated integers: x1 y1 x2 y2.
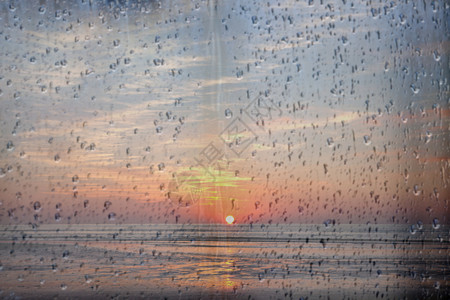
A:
225 215 235 225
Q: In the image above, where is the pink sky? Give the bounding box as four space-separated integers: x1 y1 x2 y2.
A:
0 0 448 225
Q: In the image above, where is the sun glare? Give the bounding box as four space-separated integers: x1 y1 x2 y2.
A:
225 215 235 225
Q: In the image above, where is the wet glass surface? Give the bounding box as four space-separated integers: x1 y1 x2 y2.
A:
0 0 448 298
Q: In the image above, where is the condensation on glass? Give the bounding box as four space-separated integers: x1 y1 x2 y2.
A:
0 0 448 298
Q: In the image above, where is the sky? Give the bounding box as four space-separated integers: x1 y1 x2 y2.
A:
0 0 448 225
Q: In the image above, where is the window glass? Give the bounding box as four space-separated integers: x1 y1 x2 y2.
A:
0 0 448 298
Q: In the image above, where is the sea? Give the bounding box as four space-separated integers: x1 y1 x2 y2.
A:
0 224 448 299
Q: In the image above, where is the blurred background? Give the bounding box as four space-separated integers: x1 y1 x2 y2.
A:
0 0 448 225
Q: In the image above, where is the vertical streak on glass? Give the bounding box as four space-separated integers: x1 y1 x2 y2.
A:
206 0 225 223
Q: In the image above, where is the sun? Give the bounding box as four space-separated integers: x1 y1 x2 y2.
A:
225 215 235 225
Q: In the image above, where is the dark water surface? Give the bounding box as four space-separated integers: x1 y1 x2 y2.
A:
0 224 448 299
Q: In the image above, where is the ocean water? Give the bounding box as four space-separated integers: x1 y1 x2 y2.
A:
0 224 448 299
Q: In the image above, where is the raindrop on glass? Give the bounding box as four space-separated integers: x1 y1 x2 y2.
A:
326 138 334 147
432 218 440 230
6 141 14 151
433 50 441 61
55 213 61 222
416 220 423 230
413 184 421 196
104 200 112 210
108 212 116 221
410 84 420 94
33 202 41 212
225 108 233 119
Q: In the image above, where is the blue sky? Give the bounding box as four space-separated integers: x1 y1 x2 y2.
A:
0 0 448 225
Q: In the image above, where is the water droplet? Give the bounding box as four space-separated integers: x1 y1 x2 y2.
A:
236 70 243 80
55 213 61 222
410 84 420 94
371 7 379 18
433 50 441 61
326 138 334 147
85 275 92 284
254 201 260 209
104 200 112 210
416 220 423 230
433 188 439 199
33 201 41 212
6 141 14 151
341 35 348 45
225 108 233 119
153 58 164 66
85 68 94 76
413 184 421 196
432 218 440 229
